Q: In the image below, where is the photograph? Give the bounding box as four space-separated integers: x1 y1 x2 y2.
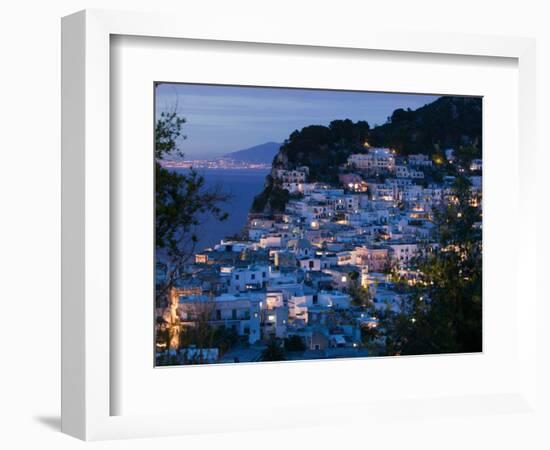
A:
154 83 483 366
0 1 542 446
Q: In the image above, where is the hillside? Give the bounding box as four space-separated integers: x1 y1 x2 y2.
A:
223 142 282 164
369 96 482 155
251 96 482 214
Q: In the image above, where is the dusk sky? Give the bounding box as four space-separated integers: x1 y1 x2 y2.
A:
155 83 440 159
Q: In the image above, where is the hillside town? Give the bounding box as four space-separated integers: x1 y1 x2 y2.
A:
155 144 482 365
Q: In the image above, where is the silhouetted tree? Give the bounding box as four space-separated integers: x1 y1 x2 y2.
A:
155 105 230 305
261 338 286 361
382 175 482 355
284 335 306 352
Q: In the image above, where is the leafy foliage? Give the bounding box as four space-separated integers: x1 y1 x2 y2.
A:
349 283 372 307
179 322 240 358
369 96 482 156
155 111 186 159
155 108 230 303
251 97 481 214
382 175 482 355
261 338 286 361
453 144 481 169
278 119 371 182
251 175 291 213
284 335 307 352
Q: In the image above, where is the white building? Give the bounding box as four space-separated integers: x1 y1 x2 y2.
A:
287 238 315 258
263 306 288 339
408 154 433 167
248 228 267 241
395 165 410 178
274 168 307 183
369 182 396 202
298 257 322 271
388 242 419 267
317 291 351 309
470 159 482 171
288 293 311 322
395 165 424 179
348 148 395 172
265 291 284 309
402 185 423 202
445 148 456 163
229 265 269 292
259 233 284 248
214 240 251 253
281 181 316 194
179 294 262 344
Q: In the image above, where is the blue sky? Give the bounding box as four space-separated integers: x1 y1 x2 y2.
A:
155 83 440 159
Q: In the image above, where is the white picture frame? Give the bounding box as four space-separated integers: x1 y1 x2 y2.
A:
61 9 538 441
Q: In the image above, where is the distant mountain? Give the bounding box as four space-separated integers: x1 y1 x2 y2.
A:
223 142 282 164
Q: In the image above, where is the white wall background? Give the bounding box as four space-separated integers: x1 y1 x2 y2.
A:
0 1 547 448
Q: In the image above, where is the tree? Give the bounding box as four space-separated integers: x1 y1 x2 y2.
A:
154 104 231 363
155 108 230 305
349 284 372 307
382 255 397 274
284 335 306 352
347 271 373 308
369 96 482 156
381 175 482 355
360 323 379 347
454 143 480 170
251 119 374 213
415 176 482 353
212 326 240 356
181 299 217 358
261 338 286 361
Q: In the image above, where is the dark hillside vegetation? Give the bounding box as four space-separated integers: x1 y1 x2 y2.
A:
369 96 482 156
251 96 482 214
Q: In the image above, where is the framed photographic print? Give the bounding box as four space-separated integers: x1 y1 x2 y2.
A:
62 9 538 441
153 83 482 367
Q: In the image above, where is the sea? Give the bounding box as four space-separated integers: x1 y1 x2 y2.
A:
170 168 269 252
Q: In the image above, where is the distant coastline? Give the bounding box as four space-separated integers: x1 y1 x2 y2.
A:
160 158 271 171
